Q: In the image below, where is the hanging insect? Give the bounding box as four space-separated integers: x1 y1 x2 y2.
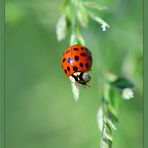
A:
61 44 93 101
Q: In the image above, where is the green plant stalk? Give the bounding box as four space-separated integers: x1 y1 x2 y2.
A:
56 0 131 148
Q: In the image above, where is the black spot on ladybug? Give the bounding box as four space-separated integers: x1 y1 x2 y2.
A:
64 69 67 73
66 50 70 54
63 58 66 63
67 57 72 63
85 63 89 68
73 48 79 51
81 47 84 50
67 66 70 71
79 63 83 67
88 54 92 61
74 56 79 61
80 53 86 57
73 66 78 72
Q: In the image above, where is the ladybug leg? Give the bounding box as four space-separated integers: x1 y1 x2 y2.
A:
72 74 78 82
78 72 87 85
79 72 84 77
79 72 84 80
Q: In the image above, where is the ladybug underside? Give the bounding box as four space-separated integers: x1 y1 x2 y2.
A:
70 71 91 86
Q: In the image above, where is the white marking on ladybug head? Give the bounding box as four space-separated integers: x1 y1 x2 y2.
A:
73 72 81 77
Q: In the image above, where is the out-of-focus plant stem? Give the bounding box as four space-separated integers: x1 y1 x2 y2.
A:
56 0 135 148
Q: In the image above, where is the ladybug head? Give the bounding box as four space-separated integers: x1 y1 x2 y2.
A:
69 71 91 86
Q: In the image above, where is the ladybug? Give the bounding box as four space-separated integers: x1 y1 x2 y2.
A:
61 44 93 85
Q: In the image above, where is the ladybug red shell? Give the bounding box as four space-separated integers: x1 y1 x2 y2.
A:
61 44 93 86
61 44 93 77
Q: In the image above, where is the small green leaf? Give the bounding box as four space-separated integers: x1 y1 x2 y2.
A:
88 11 110 31
109 88 120 108
101 139 112 148
111 77 135 90
84 1 107 11
103 123 112 142
105 112 117 130
70 29 85 45
97 106 103 132
56 13 67 41
76 3 89 27
107 105 118 122
65 5 72 22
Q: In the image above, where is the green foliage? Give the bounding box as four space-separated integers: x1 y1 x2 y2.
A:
56 0 139 148
111 77 135 90
5 0 143 148
56 0 109 45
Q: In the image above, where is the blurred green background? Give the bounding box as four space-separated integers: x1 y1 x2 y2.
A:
5 0 143 148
